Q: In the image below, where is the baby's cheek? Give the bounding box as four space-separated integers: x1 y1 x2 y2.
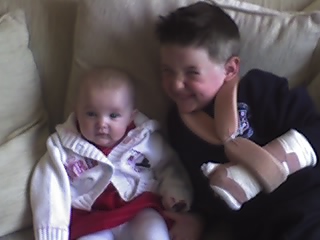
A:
113 125 128 139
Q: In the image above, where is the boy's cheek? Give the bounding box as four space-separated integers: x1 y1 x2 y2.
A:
162 83 174 97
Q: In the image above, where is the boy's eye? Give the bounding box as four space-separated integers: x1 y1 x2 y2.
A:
86 111 97 117
110 113 120 119
187 70 199 76
161 68 174 75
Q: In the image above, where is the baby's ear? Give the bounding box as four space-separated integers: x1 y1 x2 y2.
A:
224 56 240 82
73 103 79 117
130 109 138 121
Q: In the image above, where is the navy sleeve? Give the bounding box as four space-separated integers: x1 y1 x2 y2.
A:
241 69 320 165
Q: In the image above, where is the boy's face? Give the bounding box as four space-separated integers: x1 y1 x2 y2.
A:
160 45 227 113
76 81 135 147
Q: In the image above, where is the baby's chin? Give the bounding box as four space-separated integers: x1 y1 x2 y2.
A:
93 138 115 148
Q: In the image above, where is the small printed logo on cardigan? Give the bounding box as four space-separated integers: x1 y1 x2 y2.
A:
127 149 151 172
64 157 98 181
237 102 254 138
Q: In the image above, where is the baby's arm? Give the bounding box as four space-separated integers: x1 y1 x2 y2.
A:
30 134 72 240
144 131 193 212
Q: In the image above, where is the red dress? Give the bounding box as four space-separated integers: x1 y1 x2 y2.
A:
70 123 173 239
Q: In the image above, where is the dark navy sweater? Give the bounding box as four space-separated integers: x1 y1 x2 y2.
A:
167 69 320 240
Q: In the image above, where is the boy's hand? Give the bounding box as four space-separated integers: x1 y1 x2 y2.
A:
163 211 204 240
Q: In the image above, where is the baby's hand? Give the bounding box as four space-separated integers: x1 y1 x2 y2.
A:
172 200 187 212
163 211 204 240
162 195 187 212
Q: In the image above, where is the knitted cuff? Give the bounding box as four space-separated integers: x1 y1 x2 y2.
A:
35 227 69 240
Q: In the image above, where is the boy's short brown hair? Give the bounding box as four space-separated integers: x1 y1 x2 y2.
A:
156 1 240 63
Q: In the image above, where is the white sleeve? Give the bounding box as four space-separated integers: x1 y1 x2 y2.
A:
144 132 193 211
30 136 71 240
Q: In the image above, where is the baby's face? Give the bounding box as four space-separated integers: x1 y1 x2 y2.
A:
76 83 134 147
160 44 226 113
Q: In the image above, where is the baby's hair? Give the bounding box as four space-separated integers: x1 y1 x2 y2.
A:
78 66 136 107
155 1 240 63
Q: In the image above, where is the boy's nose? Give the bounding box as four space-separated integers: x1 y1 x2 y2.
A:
173 75 185 91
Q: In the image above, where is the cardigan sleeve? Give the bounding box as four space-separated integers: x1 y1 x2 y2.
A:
30 134 72 240
144 131 193 211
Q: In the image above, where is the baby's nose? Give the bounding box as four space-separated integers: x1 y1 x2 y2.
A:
97 117 108 129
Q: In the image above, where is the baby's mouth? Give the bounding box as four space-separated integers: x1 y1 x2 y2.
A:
96 133 109 138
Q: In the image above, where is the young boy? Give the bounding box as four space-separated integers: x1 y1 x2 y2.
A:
156 2 320 240
30 67 192 240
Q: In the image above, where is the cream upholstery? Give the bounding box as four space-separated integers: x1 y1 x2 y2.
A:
0 9 48 237
64 0 320 127
0 0 78 130
1 0 320 239
238 0 315 11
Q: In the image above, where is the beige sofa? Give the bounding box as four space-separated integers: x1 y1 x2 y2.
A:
2 0 320 239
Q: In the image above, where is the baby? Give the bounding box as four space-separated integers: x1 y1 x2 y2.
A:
30 67 192 240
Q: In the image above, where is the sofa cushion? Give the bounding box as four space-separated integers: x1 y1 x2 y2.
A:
0 227 34 240
236 0 315 11
0 0 80 130
303 0 320 11
217 0 320 87
65 0 320 127
0 9 48 237
307 69 320 109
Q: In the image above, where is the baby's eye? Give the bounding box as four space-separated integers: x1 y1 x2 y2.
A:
86 111 97 117
110 113 120 119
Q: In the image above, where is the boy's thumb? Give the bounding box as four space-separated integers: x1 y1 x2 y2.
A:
201 162 219 177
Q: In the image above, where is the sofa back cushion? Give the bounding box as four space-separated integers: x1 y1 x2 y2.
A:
239 0 315 11
65 0 320 127
0 10 48 236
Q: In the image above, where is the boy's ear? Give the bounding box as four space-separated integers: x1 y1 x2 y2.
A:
224 56 240 82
